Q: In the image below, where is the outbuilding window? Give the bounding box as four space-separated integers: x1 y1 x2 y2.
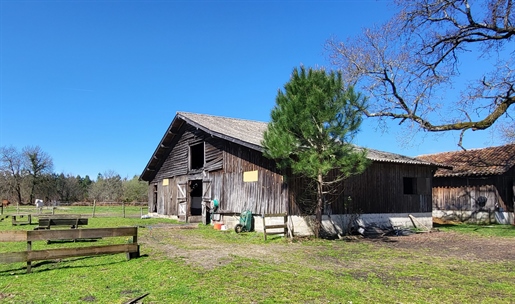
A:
403 177 417 195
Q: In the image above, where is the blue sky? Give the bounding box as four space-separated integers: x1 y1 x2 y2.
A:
0 0 504 179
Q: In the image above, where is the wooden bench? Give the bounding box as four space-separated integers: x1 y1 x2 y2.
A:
0 227 140 273
36 215 88 230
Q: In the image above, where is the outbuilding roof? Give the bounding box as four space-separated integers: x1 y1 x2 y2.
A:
140 112 442 181
417 144 515 177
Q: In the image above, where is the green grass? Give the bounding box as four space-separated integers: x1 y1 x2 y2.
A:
0 209 514 303
1 204 146 218
435 222 515 237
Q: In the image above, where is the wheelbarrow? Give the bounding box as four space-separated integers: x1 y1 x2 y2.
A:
234 210 252 233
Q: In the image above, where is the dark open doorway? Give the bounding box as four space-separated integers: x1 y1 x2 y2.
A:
190 179 202 216
152 184 158 212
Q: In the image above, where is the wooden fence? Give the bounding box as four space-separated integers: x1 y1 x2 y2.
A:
0 227 139 273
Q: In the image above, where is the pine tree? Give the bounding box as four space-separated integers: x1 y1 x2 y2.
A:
262 66 370 238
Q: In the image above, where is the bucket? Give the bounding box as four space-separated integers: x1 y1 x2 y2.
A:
213 222 223 230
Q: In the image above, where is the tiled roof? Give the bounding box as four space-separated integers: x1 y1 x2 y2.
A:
355 146 440 166
417 144 515 177
179 112 437 166
141 112 442 181
178 112 268 149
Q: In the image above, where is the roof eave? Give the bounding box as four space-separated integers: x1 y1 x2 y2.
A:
140 113 264 182
140 114 186 182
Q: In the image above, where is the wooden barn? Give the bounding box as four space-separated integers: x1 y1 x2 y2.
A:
140 112 442 235
417 144 515 224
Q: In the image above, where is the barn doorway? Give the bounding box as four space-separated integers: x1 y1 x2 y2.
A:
152 184 158 213
190 179 202 216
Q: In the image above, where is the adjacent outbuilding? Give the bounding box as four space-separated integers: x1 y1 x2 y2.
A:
417 144 515 224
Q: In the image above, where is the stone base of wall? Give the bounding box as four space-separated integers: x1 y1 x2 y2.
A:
433 210 514 225
146 211 434 237
221 212 433 237
147 212 178 220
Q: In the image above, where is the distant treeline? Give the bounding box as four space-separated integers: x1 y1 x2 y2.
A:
0 145 147 205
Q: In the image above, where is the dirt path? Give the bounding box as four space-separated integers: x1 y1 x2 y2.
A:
374 231 515 261
141 225 515 269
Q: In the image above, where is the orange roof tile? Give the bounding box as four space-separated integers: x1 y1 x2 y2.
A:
417 144 515 177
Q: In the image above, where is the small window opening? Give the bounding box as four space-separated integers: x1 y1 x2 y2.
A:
403 177 417 195
190 143 204 170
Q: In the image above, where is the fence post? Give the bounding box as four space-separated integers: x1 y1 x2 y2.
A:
27 240 32 273
92 200 96 218
123 202 126 218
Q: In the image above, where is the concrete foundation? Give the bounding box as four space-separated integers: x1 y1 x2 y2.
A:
222 212 433 237
433 210 514 225
146 211 434 237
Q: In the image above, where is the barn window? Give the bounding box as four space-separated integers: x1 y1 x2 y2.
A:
403 177 417 195
190 143 205 170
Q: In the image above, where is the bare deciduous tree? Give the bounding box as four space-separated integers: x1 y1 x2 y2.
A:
326 0 515 149
22 146 53 205
0 146 25 204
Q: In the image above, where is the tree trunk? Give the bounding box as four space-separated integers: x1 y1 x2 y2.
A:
15 184 23 205
314 173 324 238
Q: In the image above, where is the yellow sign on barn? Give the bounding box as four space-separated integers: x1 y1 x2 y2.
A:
162 179 169 186
243 170 258 182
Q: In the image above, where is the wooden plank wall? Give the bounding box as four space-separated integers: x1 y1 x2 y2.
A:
146 123 438 217
216 171 286 215
432 185 502 211
149 129 288 217
219 142 286 215
287 162 434 215
153 125 223 183
432 168 514 212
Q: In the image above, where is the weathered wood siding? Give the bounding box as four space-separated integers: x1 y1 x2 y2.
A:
147 121 435 218
432 167 514 212
148 126 287 217
152 124 224 182
214 171 286 215
344 162 433 213
212 142 287 215
288 162 434 215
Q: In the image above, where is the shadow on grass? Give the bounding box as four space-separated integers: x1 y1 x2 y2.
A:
46 238 101 244
433 223 462 228
434 222 515 228
0 254 149 276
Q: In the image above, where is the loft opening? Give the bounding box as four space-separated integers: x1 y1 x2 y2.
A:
190 143 205 170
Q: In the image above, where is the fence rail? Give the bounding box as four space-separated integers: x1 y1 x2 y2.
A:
0 227 139 273
262 213 288 240
0 204 147 218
